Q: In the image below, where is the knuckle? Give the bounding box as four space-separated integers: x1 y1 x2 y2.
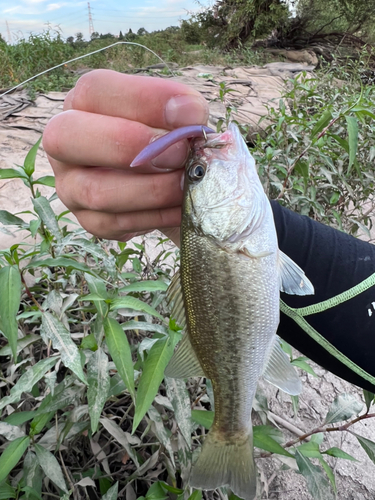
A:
43 114 65 158
75 211 98 236
110 120 147 166
77 211 119 240
109 124 129 164
79 173 106 212
72 69 108 108
43 111 79 161
54 175 65 203
149 175 164 205
157 208 166 227
114 212 132 233
54 172 75 210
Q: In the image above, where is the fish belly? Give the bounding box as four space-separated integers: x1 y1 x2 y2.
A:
181 226 279 431
181 225 279 499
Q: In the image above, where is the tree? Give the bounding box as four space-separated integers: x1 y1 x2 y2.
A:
125 28 136 41
192 0 375 52
90 31 99 41
181 19 201 44
99 33 115 39
295 0 375 36
190 0 290 49
119 30 124 40
137 27 148 36
75 32 84 43
261 0 375 59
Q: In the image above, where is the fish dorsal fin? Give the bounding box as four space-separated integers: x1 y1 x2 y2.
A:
278 251 314 296
262 336 302 395
165 333 205 378
166 270 187 330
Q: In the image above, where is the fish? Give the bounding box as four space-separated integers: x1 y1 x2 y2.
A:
132 123 314 500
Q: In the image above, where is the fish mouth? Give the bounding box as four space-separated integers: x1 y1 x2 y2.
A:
190 135 230 158
191 122 247 160
193 129 231 150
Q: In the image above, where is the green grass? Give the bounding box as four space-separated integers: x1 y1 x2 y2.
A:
0 29 270 96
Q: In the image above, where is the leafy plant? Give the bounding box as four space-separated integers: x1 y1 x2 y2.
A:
0 28 273 97
0 128 375 499
252 71 375 236
1 66 375 499
0 139 185 498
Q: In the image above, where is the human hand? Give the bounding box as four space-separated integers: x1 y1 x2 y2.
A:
43 69 209 246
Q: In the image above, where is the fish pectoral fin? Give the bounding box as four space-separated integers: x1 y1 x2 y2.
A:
240 246 274 259
262 336 302 396
166 270 187 330
190 429 257 500
278 250 314 295
165 333 205 378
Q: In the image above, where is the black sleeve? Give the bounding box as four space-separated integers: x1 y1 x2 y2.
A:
271 200 375 393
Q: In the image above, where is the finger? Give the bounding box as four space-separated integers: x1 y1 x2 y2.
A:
53 161 184 213
43 110 190 172
75 206 182 240
67 69 209 129
63 88 74 111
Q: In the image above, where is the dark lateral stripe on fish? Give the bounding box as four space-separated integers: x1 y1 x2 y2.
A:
130 125 215 167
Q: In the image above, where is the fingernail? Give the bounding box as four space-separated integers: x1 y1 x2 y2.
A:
165 94 209 128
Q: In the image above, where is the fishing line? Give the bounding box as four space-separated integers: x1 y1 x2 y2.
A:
0 41 175 98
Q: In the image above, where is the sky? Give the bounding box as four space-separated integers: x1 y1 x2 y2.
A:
0 0 206 42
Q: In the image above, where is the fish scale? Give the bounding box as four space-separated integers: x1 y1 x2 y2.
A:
171 124 313 499
181 222 279 436
132 122 314 500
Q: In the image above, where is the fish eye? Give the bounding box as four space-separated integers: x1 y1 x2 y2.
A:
188 163 206 182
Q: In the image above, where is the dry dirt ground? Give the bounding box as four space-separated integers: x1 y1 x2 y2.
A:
1 62 375 499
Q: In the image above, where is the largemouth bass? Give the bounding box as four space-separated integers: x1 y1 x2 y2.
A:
132 123 314 499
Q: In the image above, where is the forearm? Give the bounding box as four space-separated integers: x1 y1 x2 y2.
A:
271 200 375 392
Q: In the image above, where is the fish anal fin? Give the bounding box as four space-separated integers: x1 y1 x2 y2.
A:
278 251 314 296
165 333 205 378
263 337 302 396
190 429 257 500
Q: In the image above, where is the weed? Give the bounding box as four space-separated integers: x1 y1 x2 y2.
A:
0 105 374 499
253 72 375 237
1 32 375 500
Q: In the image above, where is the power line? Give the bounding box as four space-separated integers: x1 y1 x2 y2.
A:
93 7 188 14
48 11 87 24
93 20 182 25
92 14 188 20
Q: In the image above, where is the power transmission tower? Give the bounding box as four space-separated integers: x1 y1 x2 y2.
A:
87 2 95 36
6 20 12 43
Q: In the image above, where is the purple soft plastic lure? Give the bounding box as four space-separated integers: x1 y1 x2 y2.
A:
130 125 215 167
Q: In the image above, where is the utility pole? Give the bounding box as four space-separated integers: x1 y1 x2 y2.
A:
6 20 12 44
87 2 95 37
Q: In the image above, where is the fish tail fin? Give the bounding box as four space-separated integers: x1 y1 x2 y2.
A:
190 429 257 500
